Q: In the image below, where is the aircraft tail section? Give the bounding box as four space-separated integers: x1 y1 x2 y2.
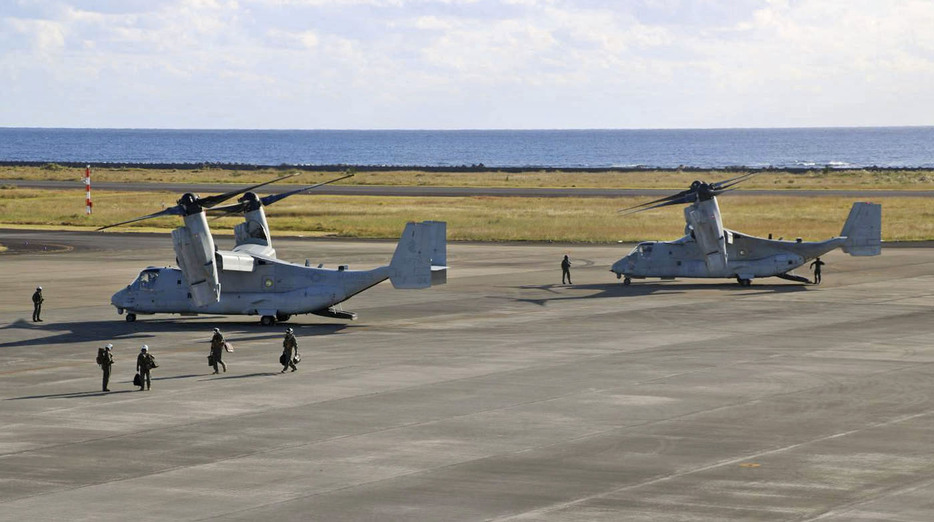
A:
841 202 882 256
389 221 447 289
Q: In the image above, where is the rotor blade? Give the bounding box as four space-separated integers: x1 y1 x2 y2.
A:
197 173 300 208
260 173 354 207
97 205 184 231
619 194 694 215
711 172 757 191
617 188 695 214
204 201 247 217
710 187 739 198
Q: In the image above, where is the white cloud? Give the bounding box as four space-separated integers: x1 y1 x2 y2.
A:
1 0 933 128
266 28 319 48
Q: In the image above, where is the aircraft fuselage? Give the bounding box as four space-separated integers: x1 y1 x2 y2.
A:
611 230 844 281
112 256 388 318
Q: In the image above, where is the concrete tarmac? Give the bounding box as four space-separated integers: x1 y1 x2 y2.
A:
1 229 933 521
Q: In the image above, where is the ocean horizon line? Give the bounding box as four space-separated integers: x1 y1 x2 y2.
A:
2 125 933 132
2 161 930 173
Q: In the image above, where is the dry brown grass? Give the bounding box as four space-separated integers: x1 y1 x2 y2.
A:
3 166 934 191
0 188 928 242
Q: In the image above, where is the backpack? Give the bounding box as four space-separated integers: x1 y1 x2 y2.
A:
96 348 106 365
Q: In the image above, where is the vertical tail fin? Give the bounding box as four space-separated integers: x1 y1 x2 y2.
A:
841 202 882 256
389 221 447 289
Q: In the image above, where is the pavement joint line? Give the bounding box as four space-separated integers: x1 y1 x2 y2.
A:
491 409 934 521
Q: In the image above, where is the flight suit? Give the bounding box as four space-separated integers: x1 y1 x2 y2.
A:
281 333 298 373
561 256 572 284
137 351 155 390
32 289 43 322
210 332 227 374
810 258 826 285
100 349 114 392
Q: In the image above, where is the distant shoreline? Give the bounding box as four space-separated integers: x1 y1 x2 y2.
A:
1 161 932 174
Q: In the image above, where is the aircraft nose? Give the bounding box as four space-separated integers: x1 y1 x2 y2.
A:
111 288 127 308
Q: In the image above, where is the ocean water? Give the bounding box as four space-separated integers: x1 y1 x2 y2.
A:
0 127 932 169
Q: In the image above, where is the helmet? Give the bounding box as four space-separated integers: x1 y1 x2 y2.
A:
213 327 220 333
286 327 293 334
105 343 113 349
36 286 42 290
141 345 148 352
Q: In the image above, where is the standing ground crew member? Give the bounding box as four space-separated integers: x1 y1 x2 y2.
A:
561 255 572 285
209 327 227 374
810 257 826 285
32 286 43 322
280 328 299 373
98 344 114 392
136 345 156 391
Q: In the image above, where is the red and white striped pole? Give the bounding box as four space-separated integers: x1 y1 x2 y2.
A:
84 165 92 215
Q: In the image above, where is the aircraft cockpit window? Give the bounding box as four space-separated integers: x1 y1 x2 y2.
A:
138 270 159 290
639 244 654 256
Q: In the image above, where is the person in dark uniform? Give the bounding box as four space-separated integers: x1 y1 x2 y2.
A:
810 257 826 285
32 286 43 322
209 327 227 374
136 345 155 391
561 255 572 285
280 328 298 373
98 344 114 392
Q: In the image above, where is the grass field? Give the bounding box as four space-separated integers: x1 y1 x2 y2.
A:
3 165 934 191
0 187 929 242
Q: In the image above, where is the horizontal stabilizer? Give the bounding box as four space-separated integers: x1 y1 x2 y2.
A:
841 202 882 256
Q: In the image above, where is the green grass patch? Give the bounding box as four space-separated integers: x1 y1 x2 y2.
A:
0 188 928 242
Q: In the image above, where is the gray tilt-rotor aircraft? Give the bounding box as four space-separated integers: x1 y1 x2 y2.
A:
99 175 446 325
610 174 881 286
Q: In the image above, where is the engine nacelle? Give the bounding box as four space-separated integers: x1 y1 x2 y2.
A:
171 212 220 307
685 198 727 273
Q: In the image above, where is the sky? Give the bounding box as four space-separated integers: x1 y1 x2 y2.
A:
1 0 933 129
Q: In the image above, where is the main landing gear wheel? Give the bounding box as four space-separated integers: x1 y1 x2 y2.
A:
623 277 631 286
125 313 136 322
736 277 752 287
260 315 276 326
276 313 291 322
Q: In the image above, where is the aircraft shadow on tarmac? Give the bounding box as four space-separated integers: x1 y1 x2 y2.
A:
0 318 350 350
512 281 810 306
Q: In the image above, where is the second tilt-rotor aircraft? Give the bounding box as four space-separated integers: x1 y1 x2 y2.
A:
611 174 881 286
